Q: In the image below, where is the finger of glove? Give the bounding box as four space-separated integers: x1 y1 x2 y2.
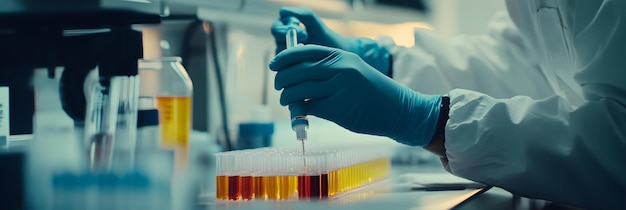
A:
274 61 338 90
274 43 305 55
280 80 336 106
271 17 308 43
304 91 347 120
269 45 337 71
279 7 326 36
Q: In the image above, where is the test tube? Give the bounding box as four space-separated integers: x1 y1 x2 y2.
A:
84 76 120 172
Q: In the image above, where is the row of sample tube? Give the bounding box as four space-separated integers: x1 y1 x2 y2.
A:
215 145 391 200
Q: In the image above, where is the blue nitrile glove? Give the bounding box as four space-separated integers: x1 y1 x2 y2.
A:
271 7 392 76
269 45 442 146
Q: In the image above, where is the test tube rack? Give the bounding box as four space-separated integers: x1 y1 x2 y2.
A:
215 145 391 201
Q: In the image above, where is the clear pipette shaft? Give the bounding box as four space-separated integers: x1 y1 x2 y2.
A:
286 28 298 49
286 27 308 168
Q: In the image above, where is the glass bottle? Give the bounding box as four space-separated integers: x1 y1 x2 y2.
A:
138 57 193 149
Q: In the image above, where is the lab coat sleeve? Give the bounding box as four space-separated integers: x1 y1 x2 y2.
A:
379 12 553 99
443 2 626 209
445 90 626 209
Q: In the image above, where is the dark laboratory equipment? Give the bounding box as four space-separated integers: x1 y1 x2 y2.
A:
0 1 160 208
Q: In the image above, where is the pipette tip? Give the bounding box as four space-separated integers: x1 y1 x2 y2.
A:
300 138 307 170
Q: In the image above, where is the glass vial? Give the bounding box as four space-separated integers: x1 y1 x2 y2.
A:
138 57 193 149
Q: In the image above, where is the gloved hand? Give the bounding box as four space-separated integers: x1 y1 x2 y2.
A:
269 45 442 146
271 7 392 76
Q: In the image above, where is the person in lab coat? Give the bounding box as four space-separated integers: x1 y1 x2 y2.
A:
270 1 625 209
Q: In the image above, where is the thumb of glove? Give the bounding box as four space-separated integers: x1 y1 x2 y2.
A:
279 7 327 36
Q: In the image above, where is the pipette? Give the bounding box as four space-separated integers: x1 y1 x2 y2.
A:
286 27 308 168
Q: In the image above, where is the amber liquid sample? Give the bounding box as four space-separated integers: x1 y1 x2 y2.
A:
297 175 309 198
228 176 241 200
215 158 390 201
240 176 253 200
321 174 329 198
156 96 192 148
215 175 298 201
264 176 278 200
253 176 265 199
277 176 289 199
298 174 329 199
216 176 229 200
278 176 293 199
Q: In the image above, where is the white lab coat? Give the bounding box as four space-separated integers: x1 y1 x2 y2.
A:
381 0 626 209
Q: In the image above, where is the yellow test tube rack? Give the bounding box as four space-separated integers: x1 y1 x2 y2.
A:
215 145 391 201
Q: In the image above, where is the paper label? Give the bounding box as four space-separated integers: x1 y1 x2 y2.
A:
0 86 8 146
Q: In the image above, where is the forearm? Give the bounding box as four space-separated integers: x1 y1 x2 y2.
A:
439 89 626 209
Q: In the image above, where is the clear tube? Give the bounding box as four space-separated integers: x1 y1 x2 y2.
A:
112 75 140 173
286 28 298 49
84 76 120 172
286 28 309 143
84 74 140 173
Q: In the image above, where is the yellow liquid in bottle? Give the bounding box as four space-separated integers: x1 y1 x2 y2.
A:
156 96 192 148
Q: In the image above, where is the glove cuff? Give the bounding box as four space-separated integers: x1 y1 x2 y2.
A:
391 93 442 146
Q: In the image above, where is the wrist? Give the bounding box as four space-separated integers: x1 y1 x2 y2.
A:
424 96 449 158
391 93 442 146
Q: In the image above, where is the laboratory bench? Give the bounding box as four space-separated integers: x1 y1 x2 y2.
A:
187 119 578 210
192 163 577 210
2 117 583 210
1 137 581 210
